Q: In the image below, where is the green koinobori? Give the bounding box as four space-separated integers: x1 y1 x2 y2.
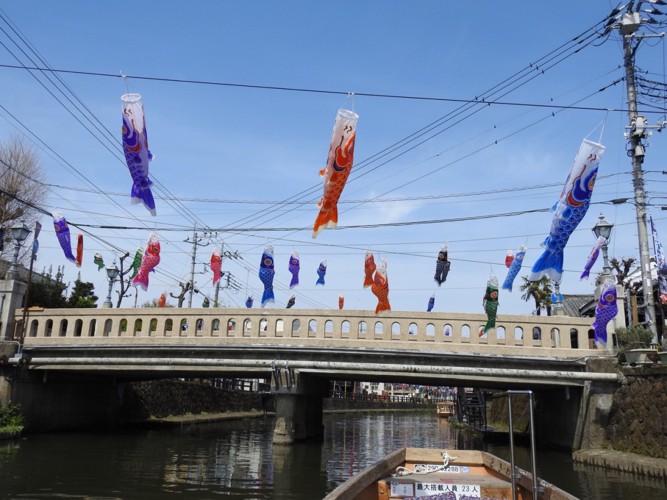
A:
482 274 499 335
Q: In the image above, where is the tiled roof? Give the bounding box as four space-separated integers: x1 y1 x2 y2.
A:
562 294 595 317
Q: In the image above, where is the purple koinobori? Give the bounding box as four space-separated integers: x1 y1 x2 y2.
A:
52 210 76 263
121 93 156 216
592 279 618 347
580 236 606 280
316 259 327 285
288 251 300 288
529 139 605 284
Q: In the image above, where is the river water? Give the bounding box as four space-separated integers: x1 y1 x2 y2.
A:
1 412 665 499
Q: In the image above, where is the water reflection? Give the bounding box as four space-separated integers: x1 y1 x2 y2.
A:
0 413 665 499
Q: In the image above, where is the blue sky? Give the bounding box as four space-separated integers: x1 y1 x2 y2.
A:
1 1 666 315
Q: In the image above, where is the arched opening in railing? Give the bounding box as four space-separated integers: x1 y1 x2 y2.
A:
514 326 524 341
196 318 204 334
103 319 112 337
374 321 383 338
551 327 560 348
324 320 334 338
358 321 367 338
180 318 189 334
243 319 252 336
341 320 350 338
308 319 317 338
150 318 158 335
275 319 284 336
291 319 301 335
227 318 236 335
45 319 53 337
532 326 542 341
212 318 220 333
59 319 68 337
134 319 142 336
259 318 268 336
570 328 579 348
496 325 506 341
443 324 452 338
88 319 96 337
408 322 418 337
426 323 435 338
461 324 471 339
119 319 128 336
391 322 400 338
587 328 596 349
29 319 38 337
74 319 83 337
165 319 173 335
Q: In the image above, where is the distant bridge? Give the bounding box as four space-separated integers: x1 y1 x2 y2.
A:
2 307 620 447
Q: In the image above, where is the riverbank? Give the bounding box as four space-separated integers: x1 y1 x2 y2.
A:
573 449 667 479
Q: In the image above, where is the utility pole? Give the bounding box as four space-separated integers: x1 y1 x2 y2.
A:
184 226 210 308
618 6 665 342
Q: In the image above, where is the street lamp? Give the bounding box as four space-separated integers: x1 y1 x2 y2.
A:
592 213 614 280
103 264 120 308
7 222 31 280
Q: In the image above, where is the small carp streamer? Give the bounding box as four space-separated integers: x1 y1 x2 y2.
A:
312 108 359 238
258 245 275 307
482 274 499 335
93 253 104 270
286 295 296 309
371 258 391 315
288 251 300 288
338 295 344 310
158 292 166 307
211 247 222 285
129 247 143 280
52 211 76 263
121 93 156 215
580 236 606 280
76 234 83 268
246 296 254 308
316 259 327 285
502 246 527 292
427 294 435 312
132 232 160 291
434 245 451 286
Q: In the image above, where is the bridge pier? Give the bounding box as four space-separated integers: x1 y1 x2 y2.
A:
271 366 328 445
4 369 122 432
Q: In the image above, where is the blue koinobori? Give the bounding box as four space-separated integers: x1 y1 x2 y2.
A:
529 139 605 284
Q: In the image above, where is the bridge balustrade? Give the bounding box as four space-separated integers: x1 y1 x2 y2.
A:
17 307 600 358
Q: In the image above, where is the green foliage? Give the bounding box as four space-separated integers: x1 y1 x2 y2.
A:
614 326 654 353
0 403 24 431
27 266 67 308
66 276 98 308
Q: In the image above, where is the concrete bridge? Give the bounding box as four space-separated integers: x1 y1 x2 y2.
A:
1 307 620 449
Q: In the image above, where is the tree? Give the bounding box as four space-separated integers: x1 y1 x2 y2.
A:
66 274 98 308
0 136 48 259
519 276 553 316
27 266 67 308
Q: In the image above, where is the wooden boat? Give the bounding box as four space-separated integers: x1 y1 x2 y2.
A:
323 447 578 500
436 401 456 419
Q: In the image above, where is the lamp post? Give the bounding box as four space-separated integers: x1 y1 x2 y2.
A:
592 213 614 282
103 264 120 308
6 222 31 280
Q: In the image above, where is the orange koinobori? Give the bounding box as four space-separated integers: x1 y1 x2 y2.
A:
312 109 359 238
